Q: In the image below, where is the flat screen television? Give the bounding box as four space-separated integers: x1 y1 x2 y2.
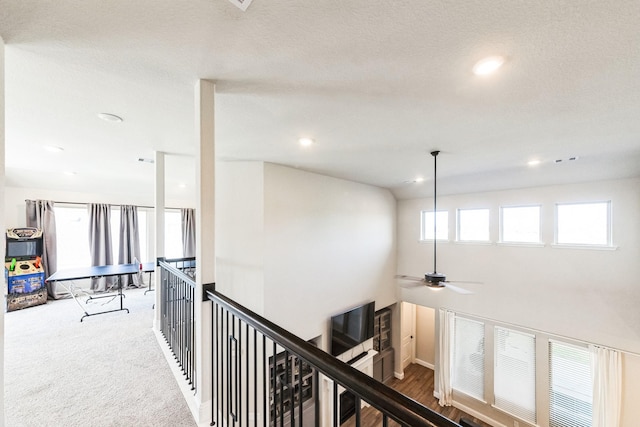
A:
330 301 375 357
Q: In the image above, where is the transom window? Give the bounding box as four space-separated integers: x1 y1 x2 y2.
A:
500 205 541 244
421 210 448 240
457 208 490 242
555 201 611 246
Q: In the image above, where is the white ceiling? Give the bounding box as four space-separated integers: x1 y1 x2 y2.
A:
2 0 640 201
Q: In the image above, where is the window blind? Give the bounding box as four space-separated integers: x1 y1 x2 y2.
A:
452 316 485 400
494 327 536 423
549 341 592 427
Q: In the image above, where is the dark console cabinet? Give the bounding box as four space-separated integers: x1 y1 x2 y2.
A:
372 308 394 383
269 352 315 427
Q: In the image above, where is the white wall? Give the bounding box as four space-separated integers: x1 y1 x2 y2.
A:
398 177 640 427
415 305 435 368
215 161 397 348
1 35 6 425
263 163 397 343
215 161 265 315
399 177 640 353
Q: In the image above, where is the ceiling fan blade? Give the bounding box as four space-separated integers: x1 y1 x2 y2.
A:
400 281 425 289
446 280 483 285
395 274 426 282
444 283 474 295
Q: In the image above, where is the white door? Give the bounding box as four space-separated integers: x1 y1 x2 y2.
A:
401 302 416 370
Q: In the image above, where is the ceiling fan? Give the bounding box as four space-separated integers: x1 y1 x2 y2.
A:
396 150 480 294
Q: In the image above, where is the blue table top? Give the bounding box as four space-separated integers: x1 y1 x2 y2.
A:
47 262 156 282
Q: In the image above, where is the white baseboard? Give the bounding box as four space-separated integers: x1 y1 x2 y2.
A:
153 328 209 426
394 370 404 380
414 358 434 370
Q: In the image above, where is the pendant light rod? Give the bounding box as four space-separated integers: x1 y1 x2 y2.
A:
431 150 440 274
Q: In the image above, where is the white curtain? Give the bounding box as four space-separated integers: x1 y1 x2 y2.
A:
590 345 621 427
438 309 455 406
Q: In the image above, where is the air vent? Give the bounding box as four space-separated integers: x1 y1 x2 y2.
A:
138 158 155 164
228 0 253 11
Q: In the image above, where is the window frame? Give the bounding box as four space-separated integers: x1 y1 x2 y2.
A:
456 208 491 243
493 326 537 424
452 315 486 402
548 340 593 427
420 209 449 242
499 204 543 246
553 201 614 249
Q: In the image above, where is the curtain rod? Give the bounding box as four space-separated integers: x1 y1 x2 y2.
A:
27 200 190 211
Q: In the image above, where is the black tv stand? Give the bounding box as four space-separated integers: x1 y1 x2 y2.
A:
347 351 368 365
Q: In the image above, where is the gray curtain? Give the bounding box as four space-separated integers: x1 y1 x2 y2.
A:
118 205 142 287
88 203 114 291
25 200 59 299
181 208 196 258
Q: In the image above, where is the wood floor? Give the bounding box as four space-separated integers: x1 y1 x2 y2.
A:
342 363 492 427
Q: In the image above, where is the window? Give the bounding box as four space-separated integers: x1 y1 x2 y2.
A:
138 210 149 262
500 205 541 244
55 205 150 269
457 208 490 242
421 210 448 240
549 341 592 427
55 206 91 270
452 316 485 400
494 327 536 423
556 201 611 246
164 209 183 258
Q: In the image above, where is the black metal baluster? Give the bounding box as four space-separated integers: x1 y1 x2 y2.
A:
254 328 257 427
272 341 277 427
354 395 361 426
246 323 250 427
263 335 267 427
333 382 338 427
287 352 294 427
314 369 319 427
297 357 303 427
224 311 231 425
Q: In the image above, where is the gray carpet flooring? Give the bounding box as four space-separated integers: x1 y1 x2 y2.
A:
4 287 197 427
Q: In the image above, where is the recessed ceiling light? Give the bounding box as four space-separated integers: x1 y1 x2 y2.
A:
178 183 187 189
415 177 425 183
298 137 314 147
43 145 64 153
97 113 124 123
527 159 541 166
473 56 505 76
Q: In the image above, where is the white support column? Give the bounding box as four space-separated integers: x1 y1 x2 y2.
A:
195 79 215 423
154 151 165 329
0 36 6 425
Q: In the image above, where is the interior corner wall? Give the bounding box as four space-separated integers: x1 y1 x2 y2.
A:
215 161 266 315
262 163 397 343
